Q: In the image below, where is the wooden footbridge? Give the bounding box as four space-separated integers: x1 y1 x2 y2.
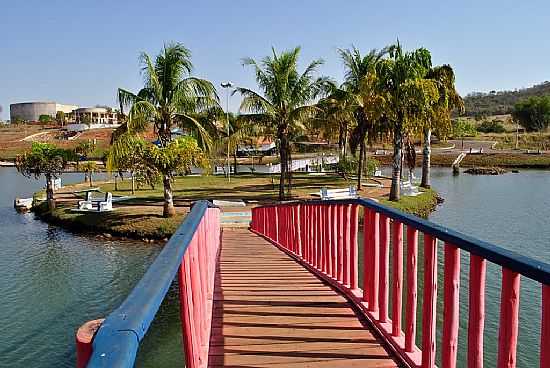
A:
77 199 550 368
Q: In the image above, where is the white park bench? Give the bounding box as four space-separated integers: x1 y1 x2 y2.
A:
77 192 113 212
400 180 421 197
320 186 358 200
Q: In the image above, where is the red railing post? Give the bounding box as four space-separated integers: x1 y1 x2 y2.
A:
468 255 486 368
369 209 380 313
76 319 104 368
363 208 371 303
442 243 460 368
313 205 318 268
392 220 404 337
343 204 351 287
405 226 418 352
331 204 338 278
541 284 550 367
497 268 520 368
350 204 359 289
379 215 390 322
326 205 333 276
337 204 344 283
320 204 326 272
422 234 438 368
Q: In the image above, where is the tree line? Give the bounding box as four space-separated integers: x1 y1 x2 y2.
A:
17 41 464 218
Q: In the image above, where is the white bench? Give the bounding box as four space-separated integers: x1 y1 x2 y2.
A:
98 193 113 212
320 186 358 200
78 192 94 210
400 181 421 197
76 192 113 212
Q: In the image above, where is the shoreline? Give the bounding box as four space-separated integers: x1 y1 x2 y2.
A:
31 177 441 243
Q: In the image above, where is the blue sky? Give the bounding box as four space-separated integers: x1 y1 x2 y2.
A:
1 0 549 119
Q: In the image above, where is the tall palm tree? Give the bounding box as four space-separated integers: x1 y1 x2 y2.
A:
236 47 332 200
117 42 219 148
338 47 388 189
116 42 219 216
420 65 464 188
376 42 438 201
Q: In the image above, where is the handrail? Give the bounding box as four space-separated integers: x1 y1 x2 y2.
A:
253 198 550 285
251 198 550 368
83 200 220 368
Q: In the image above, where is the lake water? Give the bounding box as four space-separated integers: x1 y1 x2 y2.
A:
1 166 549 367
0 168 166 368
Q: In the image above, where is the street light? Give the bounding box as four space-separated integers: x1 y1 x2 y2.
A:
221 82 233 182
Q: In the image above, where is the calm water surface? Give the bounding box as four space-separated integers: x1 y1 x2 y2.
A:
0 168 170 368
427 167 550 367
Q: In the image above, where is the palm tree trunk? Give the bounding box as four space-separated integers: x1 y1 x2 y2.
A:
287 146 292 198
163 175 176 217
357 139 364 190
131 172 135 195
89 172 93 187
233 150 238 175
278 138 287 201
45 174 55 210
339 124 345 158
420 128 431 188
389 124 403 201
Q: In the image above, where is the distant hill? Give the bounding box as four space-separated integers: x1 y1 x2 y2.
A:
463 81 550 117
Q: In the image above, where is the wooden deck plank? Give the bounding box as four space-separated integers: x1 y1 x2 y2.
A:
208 229 399 367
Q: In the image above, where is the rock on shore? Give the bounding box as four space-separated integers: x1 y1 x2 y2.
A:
464 167 508 175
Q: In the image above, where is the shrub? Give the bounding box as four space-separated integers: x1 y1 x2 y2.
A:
477 120 506 133
452 119 477 138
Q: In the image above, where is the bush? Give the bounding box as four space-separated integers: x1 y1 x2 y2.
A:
452 119 477 138
477 120 506 133
38 114 53 123
337 157 379 179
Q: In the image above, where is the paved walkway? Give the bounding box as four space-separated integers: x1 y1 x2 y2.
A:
208 229 399 367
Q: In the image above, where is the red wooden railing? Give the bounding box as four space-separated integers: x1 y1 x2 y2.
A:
80 201 220 368
251 199 550 368
178 206 220 368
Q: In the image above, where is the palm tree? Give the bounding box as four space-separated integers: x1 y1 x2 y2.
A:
236 47 332 200
117 42 218 147
420 65 464 188
116 42 218 216
376 42 438 201
337 47 388 189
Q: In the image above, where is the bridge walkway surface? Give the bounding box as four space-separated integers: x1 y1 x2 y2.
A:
208 228 399 367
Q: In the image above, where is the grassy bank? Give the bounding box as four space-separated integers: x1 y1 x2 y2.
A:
34 173 440 241
381 188 440 219
375 152 550 169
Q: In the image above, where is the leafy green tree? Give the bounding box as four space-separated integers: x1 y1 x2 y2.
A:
236 47 332 200
81 161 98 187
15 142 73 210
143 136 207 217
39 114 53 123
420 65 464 188
56 111 66 126
512 96 550 133
376 42 438 201
107 133 158 195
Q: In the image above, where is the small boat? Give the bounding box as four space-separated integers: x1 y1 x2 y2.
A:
14 197 33 212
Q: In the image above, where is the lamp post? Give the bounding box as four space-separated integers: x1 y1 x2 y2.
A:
221 82 233 182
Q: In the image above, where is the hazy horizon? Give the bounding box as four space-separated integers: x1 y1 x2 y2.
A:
1 0 549 119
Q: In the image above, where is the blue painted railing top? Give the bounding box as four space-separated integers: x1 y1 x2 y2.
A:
87 200 214 368
254 197 550 285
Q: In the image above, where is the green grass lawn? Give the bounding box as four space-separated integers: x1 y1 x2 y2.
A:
100 173 358 203
39 173 438 241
